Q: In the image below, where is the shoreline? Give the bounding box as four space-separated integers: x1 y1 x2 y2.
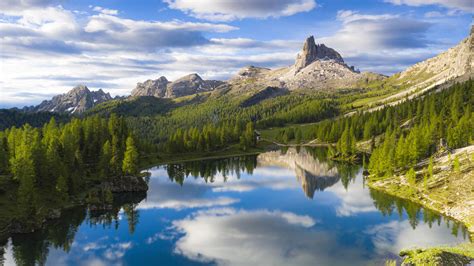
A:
367 145 474 239
0 175 148 241
368 182 474 238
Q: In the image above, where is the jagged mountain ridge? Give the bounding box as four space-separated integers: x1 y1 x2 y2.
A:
131 73 225 98
22 28 473 114
29 85 112 114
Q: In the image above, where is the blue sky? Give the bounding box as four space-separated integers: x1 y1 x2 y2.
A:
0 0 472 108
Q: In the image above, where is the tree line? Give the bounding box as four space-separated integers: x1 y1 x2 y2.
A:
166 120 256 153
0 114 140 215
301 80 473 163
368 80 473 178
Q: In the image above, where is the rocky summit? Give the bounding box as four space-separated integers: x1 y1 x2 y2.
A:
131 76 169 98
32 85 112 114
131 73 224 98
294 35 345 72
229 35 381 92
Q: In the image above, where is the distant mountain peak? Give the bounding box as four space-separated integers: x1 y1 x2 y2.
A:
71 84 90 93
294 35 345 72
29 85 112 114
131 73 224 99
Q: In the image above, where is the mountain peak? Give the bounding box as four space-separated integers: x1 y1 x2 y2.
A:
70 84 90 94
176 73 203 82
294 35 345 72
31 85 112 114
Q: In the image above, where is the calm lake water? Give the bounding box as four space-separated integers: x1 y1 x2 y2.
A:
1 147 470 266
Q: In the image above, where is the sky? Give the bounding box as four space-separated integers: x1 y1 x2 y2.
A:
0 0 472 108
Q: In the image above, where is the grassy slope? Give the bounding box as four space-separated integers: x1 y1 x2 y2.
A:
399 243 474 266
368 145 474 238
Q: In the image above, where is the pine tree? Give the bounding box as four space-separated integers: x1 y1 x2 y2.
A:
122 136 139 176
406 168 416 187
110 135 122 175
0 134 9 175
428 157 434 179
14 128 37 214
452 155 460 173
100 140 112 179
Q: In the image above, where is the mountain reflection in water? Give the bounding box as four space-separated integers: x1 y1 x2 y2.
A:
0 147 470 266
258 148 341 198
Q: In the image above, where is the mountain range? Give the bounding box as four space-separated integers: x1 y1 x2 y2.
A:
20 27 474 114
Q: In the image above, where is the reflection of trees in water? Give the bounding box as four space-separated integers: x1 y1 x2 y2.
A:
0 192 145 265
166 155 258 185
335 164 359 189
303 147 360 190
369 189 471 240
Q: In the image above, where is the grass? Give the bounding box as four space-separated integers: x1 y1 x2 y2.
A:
368 146 474 238
400 243 474 266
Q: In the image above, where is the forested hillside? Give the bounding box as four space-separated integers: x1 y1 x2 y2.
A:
0 114 149 233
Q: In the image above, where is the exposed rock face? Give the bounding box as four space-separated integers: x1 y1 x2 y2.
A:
294 36 344 72
258 148 340 198
227 35 380 93
232 65 271 81
396 26 474 88
32 85 112 114
165 73 223 98
131 76 169 98
131 73 225 98
100 175 149 193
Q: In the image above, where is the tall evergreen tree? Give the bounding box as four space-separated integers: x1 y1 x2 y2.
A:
122 136 139 176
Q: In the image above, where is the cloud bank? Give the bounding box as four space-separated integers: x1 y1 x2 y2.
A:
164 0 317 21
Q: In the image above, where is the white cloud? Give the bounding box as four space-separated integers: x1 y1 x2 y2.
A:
326 170 377 216
0 6 248 107
171 208 367 266
164 0 316 21
0 0 59 14
137 168 239 210
367 220 466 255
0 3 468 108
92 6 119 16
385 0 474 12
317 10 437 74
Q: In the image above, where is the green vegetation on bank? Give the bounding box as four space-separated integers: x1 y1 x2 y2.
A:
368 80 473 178
399 243 474 266
0 114 144 233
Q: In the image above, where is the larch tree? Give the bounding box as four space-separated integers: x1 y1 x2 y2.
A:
122 136 139 176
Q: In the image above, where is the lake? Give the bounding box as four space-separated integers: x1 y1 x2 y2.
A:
1 147 470 265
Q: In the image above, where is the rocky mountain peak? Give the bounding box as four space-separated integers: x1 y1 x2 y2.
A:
166 73 213 98
70 84 90 94
131 76 169 98
174 73 203 83
132 73 225 99
294 35 345 72
31 85 112 114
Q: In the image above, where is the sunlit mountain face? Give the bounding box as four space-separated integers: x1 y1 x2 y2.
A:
1 148 469 266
